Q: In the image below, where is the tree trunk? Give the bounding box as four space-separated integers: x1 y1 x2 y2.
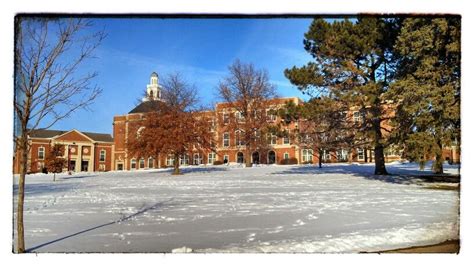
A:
173 154 180 175
348 147 353 164
318 149 323 168
245 145 252 168
16 136 27 253
433 139 444 174
373 120 388 175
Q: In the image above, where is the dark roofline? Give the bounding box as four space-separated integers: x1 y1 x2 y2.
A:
28 129 113 143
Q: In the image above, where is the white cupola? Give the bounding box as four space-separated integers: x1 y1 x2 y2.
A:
143 72 163 102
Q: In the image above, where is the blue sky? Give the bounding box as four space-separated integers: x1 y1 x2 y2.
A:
47 18 314 134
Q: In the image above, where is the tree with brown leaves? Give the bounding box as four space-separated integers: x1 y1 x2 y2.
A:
45 144 67 182
127 74 213 175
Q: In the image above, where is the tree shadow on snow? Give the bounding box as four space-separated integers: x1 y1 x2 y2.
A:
25 198 176 253
273 164 459 185
147 166 229 175
13 183 79 197
60 174 98 180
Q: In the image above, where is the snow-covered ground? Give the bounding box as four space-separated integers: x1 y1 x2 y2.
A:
12 162 460 253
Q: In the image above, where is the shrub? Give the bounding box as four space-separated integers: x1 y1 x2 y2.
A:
279 157 298 165
213 160 223 165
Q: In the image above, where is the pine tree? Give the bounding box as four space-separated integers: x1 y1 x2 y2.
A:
285 18 402 175
390 17 460 174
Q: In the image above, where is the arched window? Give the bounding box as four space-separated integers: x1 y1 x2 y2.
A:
130 159 137 170
137 126 145 138
139 158 145 169
148 157 154 168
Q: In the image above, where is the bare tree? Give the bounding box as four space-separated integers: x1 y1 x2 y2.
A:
14 17 105 253
217 60 277 167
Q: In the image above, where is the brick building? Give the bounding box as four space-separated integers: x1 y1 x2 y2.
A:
13 129 114 174
14 72 460 174
110 72 429 171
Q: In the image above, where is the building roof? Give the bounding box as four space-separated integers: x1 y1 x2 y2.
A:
29 129 114 143
128 100 166 114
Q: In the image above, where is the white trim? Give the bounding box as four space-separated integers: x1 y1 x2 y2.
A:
38 146 45 160
99 149 106 162
223 132 230 147
51 129 95 142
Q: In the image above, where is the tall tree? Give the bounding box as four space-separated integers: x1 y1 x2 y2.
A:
45 144 67 182
389 17 460 174
14 17 105 253
285 18 402 175
127 73 213 175
217 60 277 167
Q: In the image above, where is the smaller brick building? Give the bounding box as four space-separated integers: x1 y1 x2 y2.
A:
13 129 114 174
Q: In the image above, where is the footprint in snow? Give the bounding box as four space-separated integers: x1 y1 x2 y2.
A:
292 219 306 226
247 233 256 242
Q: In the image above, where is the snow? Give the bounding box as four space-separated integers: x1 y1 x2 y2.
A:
12 162 460 253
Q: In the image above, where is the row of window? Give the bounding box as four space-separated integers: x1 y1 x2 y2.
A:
37 146 107 162
220 110 278 124
221 132 290 147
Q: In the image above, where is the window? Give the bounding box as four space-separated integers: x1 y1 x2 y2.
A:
209 119 215 132
283 130 290 145
208 152 216 164
38 147 45 160
139 158 145 169
223 155 229 163
148 157 154 168
235 111 244 123
337 149 348 161
130 159 137 170
284 152 290 159
180 154 189 165
357 148 365 160
267 109 276 121
223 132 230 147
235 130 244 146
99 150 106 162
268 133 277 145
166 154 175 166
353 111 360 122
193 153 202 165
223 113 230 124
302 149 313 162
323 150 331 160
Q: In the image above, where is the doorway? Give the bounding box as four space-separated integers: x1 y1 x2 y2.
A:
268 151 276 164
252 152 260 164
81 160 89 172
237 152 244 164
